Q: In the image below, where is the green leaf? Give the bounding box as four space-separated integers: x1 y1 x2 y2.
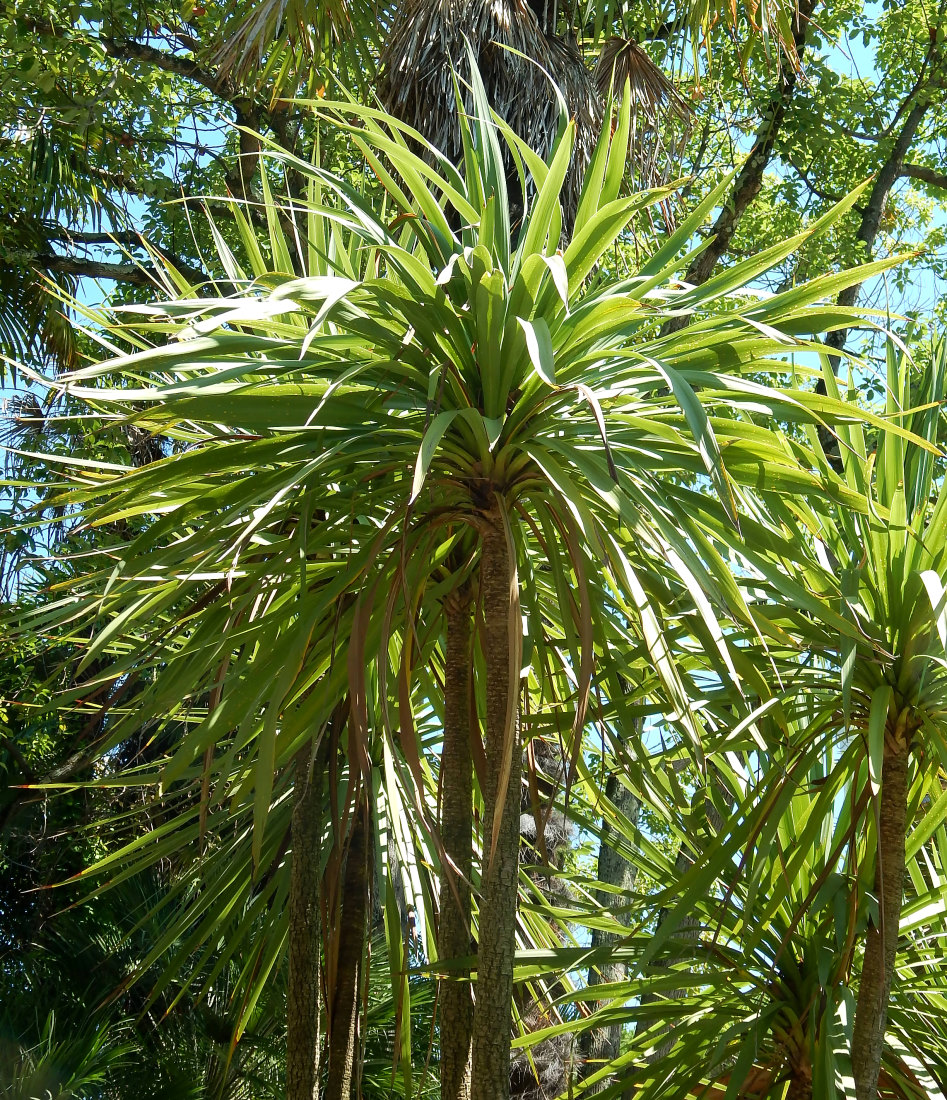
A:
868 683 893 797
517 317 556 387
411 410 461 501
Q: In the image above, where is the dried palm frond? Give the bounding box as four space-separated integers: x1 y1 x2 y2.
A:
546 31 602 193
214 0 317 79
510 1008 573 1100
579 0 804 70
594 37 692 193
1 393 47 452
212 0 383 101
378 0 601 229
124 423 165 468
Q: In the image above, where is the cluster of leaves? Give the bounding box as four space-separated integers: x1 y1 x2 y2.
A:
5 0 947 1098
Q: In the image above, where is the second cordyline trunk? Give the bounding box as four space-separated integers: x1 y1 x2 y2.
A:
438 587 475 1100
470 513 522 1100
286 742 325 1100
851 714 912 1100
580 769 640 1092
325 796 371 1100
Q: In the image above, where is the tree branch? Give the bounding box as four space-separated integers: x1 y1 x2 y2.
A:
101 37 266 202
900 161 947 190
84 163 153 199
9 249 218 291
787 159 844 203
46 229 149 248
35 232 237 290
814 88 935 462
682 0 818 289
824 95 931 355
22 16 272 197
99 34 235 100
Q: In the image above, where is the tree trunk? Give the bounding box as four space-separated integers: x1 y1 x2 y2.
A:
439 589 475 1100
470 514 521 1100
824 97 930 360
580 771 640 1091
287 742 326 1100
326 799 371 1100
851 740 909 1100
786 1070 813 1099
683 0 818 288
813 91 931 463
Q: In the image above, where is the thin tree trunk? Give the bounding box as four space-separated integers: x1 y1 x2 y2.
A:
287 741 326 1100
580 771 640 1091
439 588 475 1100
813 94 931 466
823 97 930 361
851 739 909 1100
326 799 371 1100
683 0 818 288
640 779 724 1063
470 515 521 1100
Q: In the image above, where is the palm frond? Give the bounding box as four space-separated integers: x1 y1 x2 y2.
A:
594 38 692 192
212 0 384 102
377 0 601 225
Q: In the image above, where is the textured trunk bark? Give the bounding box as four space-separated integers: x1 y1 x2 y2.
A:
439 589 475 1100
325 801 371 1100
287 742 326 1100
470 516 521 1100
851 741 909 1100
580 771 640 1091
786 1071 813 1100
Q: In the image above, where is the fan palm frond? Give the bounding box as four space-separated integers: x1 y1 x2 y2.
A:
0 261 78 374
0 392 47 452
212 0 384 102
594 37 692 191
377 0 601 225
580 0 807 68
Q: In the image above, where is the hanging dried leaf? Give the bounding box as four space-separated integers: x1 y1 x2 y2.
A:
594 37 693 194
378 0 601 227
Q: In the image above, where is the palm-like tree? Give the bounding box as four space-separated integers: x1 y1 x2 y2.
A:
213 0 807 112
558 699 947 1097
794 343 947 1100
377 0 601 226
683 339 947 1098
8 76 908 1100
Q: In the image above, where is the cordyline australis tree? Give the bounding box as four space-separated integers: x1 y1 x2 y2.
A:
558 684 947 1096
819 345 947 1100
627 338 947 1098
727 343 947 1100
7 75 907 1100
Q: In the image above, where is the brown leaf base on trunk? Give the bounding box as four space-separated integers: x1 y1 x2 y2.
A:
852 733 910 1100
785 1062 813 1099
